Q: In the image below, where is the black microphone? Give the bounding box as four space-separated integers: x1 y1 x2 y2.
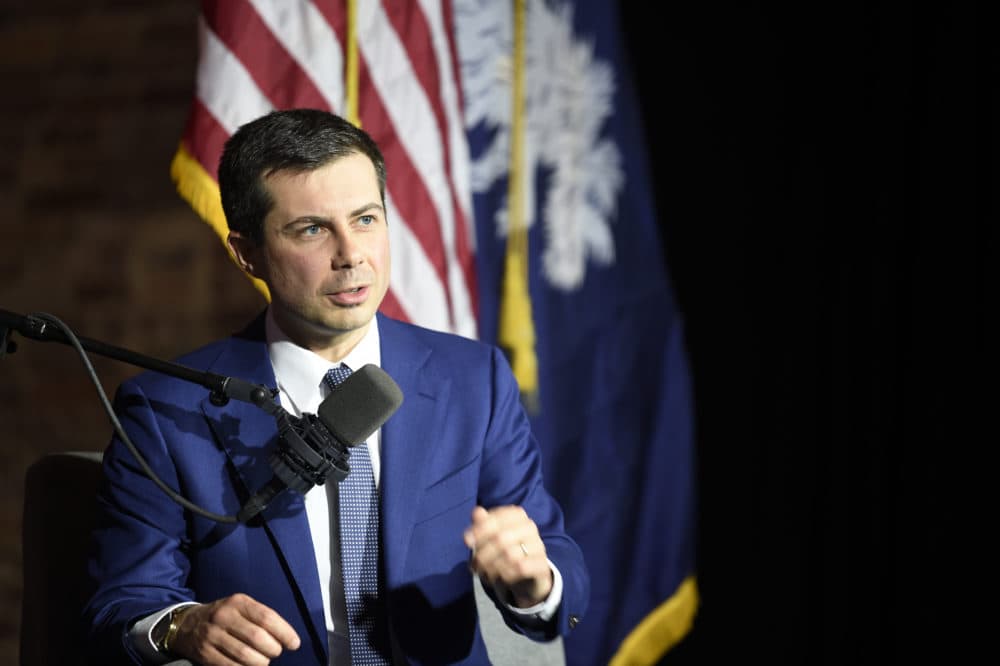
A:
237 364 403 523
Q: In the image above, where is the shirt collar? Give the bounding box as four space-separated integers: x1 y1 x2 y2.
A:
265 309 382 416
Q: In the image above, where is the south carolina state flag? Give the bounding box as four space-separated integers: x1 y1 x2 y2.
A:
453 1 698 664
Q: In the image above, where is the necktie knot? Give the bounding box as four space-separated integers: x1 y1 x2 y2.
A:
324 363 353 391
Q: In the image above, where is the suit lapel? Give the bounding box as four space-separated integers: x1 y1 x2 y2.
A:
377 315 448 587
199 320 328 655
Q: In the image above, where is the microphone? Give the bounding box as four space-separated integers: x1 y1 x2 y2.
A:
237 364 403 523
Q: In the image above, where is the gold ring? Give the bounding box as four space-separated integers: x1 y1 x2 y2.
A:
519 542 529 557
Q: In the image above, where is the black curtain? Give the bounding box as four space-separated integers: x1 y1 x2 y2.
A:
621 3 993 664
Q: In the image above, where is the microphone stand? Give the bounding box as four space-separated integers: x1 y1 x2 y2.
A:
1 308 279 413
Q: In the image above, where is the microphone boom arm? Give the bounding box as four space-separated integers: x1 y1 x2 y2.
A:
0 308 280 412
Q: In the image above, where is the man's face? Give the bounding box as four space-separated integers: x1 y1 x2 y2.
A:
229 152 390 360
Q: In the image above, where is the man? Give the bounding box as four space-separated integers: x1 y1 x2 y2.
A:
83 109 589 665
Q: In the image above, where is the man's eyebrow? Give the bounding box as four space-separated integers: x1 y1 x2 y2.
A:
349 202 384 217
285 215 329 225
281 203 383 227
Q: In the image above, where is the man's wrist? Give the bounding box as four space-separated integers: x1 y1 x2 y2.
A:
151 604 194 654
502 559 563 623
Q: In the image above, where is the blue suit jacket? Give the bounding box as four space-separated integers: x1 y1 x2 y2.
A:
84 313 589 665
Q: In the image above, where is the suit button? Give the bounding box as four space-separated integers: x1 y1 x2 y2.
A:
569 615 579 629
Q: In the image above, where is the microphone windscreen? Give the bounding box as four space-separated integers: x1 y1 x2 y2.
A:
317 364 404 445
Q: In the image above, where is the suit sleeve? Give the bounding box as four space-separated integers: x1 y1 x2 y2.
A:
476 346 590 640
82 379 197 665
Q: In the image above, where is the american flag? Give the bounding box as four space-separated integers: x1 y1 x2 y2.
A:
171 0 478 338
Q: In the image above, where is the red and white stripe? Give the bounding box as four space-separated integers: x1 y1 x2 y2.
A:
182 0 478 338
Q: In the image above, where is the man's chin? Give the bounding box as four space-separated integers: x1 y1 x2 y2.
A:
315 310 375 336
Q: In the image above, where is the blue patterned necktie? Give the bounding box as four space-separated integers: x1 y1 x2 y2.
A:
323 364 389 665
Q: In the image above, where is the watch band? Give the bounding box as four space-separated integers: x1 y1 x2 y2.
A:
154 605 192 654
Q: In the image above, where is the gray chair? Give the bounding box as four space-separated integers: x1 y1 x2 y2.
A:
20 451 564 665
474 580 565 665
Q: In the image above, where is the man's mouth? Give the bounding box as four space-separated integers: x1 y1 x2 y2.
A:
327 285 369 305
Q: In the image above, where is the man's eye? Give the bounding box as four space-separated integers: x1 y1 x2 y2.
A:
358 215 375 226
302 224 322 235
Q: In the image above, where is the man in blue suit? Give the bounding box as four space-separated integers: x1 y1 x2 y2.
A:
84 109 589 665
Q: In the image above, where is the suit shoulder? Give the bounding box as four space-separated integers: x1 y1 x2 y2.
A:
379 314 497 361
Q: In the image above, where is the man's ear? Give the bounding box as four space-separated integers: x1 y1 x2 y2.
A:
227 231 262 279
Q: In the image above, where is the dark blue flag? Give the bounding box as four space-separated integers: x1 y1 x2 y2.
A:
455 1 699 663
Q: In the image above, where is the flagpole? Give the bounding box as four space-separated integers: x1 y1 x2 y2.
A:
498 0 539 413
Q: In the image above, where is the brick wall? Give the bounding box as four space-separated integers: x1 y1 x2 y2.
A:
0 4 266 660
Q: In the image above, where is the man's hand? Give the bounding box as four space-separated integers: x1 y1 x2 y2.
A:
168 593 300 666
463 505 554 607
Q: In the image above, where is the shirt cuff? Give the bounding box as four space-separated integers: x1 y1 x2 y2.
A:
500 559 563 624
129 602 199 664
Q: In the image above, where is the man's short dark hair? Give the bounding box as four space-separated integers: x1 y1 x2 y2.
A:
218 108 387 244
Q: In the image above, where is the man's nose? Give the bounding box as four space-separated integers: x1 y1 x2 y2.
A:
331 232 363 268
